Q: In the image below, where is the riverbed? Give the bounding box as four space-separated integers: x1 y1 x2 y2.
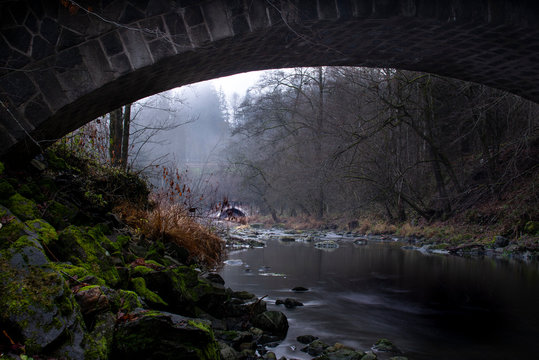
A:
219 228 539 359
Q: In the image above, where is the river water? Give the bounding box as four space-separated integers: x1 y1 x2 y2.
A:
219 230 539 359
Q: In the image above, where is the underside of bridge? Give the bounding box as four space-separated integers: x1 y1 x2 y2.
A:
1 0 539 161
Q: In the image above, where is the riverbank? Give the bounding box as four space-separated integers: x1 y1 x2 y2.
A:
0 147 295 360
246 168 539 260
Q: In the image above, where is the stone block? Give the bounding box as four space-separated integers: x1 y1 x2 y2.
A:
23 95 52 125
110 53 132 75
100 31 125 56
120 29 155 68
188 24 210 46
232 15 250 35
203 1 233 40
248 0 269 30
57 27 85 51
0 71 36 107
183 5 204 26
319 0 338 19
31 69 67 110
79 39 115 87
3 26 32 53
40 17 60 45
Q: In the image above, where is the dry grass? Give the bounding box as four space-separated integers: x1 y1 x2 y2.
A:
114 200 224 267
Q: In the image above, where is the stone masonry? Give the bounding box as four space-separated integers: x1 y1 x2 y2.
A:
1 0 539 160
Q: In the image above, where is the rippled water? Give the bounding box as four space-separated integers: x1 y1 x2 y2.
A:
219 232 539 359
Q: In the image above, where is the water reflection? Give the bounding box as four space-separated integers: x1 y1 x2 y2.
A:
220 238 539 360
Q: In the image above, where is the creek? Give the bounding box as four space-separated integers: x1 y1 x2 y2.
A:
219 228 539 359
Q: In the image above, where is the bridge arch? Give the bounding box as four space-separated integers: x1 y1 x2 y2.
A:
1 0 539 160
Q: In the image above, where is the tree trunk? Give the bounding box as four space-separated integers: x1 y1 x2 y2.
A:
315 67 325 219
109 108 123 166
121 103 131 170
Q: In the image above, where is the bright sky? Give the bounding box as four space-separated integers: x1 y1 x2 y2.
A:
208 70 266 102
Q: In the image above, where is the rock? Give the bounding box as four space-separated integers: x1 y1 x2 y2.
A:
361 352 377 360
82 312 116 359
276 298 304 308
6 193 40 220
297 335 319 344
322 347 364 360
354 238 368 245
218 341 238 360
494 235 509 248
389 357 408 360
75 285 110 316
279 236 296 242
252 311 289 338
373 339 401 353
112 309 220 360
314 240 339 249
50 225 120 287
301 339 329 356
205 272 225 285
0 236 82 356
292 286 309 292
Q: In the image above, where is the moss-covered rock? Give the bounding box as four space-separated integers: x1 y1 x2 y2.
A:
25 219 57 247
113 290 144 313
6 193 39 221
52 262 107 286
0 179 15 200
252 311 289 339
44 200 76 230
0 206 28 248
0 238 80 356
112 309 220 360
131 277 168 307
50 225 120 287
82 312 116 360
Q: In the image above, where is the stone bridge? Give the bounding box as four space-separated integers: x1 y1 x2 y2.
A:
1 0 539 161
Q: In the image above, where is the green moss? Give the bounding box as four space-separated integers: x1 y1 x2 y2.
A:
53 226 119 287
18 184 33 199
44 200 73 229
46 149 68 170
132 265 155 275
51 262 106 286
25 219 57 246
131 277 168 306
0 180 15 200
0 213 26 248
115 290 143 312
116 235 130 248
84 333 109 360
0 252 77 354
7 193 39 220
88 226 119 252
0 161 4 175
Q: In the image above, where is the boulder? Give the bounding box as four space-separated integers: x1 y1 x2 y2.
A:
297 335 319 344
276 298 304 308
301 339 329 356
252 311 289 338
0 235 83 357
112 310 220 360
373 339 401 353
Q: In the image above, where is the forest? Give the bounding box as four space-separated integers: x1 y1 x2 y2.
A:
221 68 537 231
